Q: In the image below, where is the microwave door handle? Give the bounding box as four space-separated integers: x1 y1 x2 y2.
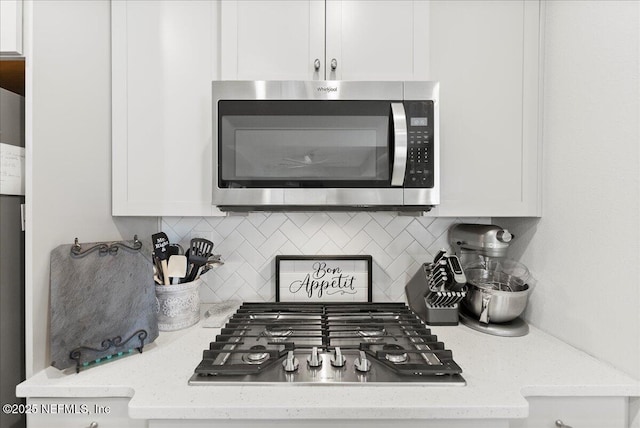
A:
390 103 408 186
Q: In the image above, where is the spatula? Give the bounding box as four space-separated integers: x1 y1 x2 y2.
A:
152 232 171 285
189 238 213 259
185 238 214 282
167 243 183 257
167 255 188 284
184 251 208 282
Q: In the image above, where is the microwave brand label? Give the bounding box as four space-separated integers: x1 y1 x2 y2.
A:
316 86 338 93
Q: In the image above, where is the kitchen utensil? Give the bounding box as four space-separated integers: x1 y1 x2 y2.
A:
184 238 214 282
167 243 183 258
433 249 447 264
167 254 188 284
447 255 466 291
153 265 162 285
199 254 224 276
184 249 206 282
152 232 171 285
463 268 530 324
152 255 164 284
189 238 214 258
185 255 208 282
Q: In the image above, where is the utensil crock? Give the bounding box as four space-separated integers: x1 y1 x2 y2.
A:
155 278 201 331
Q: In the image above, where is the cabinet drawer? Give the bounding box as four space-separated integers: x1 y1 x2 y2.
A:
511 396 627 428
27 397 146 428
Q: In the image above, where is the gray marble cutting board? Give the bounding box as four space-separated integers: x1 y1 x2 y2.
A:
50 241 158 371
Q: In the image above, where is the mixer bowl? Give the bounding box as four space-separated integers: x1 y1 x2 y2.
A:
463 268 530 324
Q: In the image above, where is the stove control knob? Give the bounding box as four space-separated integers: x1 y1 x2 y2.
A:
354 351 371 372
330 347 346 367
307 346 322 368
282 351 299 372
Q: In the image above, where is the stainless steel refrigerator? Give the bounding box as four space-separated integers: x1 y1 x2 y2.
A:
0 86 25 428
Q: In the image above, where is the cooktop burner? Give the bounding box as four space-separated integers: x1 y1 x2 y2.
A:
189 302 465 385
242 345 270 364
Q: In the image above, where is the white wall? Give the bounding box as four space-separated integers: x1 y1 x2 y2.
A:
26 1 157 376
498 1 640 380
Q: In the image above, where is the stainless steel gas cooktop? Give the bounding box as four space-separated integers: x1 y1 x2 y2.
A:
189 302 465 385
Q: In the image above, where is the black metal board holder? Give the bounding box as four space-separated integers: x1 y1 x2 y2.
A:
49 236 159 373
69 330 148 373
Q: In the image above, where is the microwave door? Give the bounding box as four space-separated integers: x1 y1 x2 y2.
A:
390 103 407 187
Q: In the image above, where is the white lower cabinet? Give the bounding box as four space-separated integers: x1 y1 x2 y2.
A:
24 396 629 427
27 398 146 428
510 396 628 428
149 421 507 428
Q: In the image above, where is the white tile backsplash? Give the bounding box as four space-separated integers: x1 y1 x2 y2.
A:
162 213 491 303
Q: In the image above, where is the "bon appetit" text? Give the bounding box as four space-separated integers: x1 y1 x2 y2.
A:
288 262 357 299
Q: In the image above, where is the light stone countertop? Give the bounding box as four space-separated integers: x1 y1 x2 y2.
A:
17 304 640 421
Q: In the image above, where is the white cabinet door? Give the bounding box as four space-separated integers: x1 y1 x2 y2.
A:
112 1 222 216
510 396 627 428
427 0 542 217
0 0 23 55
222 0 428 81
220 0 325 80
27 397 147 428
325 1 429 81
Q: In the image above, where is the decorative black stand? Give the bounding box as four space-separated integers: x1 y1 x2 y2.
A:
69 329 148 373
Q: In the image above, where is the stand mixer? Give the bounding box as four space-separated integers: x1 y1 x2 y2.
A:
449 224 530 337
450 224 513 265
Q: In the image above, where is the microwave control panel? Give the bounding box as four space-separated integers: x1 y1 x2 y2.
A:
404 101 434 188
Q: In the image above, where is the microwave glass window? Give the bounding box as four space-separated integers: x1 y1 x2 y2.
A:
218 101 392 188
235 127 379 178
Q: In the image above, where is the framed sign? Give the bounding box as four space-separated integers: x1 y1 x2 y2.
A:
276 255 372 303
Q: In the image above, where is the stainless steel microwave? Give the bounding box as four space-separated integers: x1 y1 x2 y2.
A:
212 80 439 211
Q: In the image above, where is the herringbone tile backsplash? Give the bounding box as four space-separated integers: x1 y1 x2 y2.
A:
162 214 490 303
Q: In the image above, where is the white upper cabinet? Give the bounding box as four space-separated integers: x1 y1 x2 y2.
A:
112 0 542 217
0 0 23 56
220 0 429 81
220 0 325 80
325 1 429 80
427 1 542 217
112 1 221 216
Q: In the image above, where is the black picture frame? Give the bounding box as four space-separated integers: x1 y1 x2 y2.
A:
275 255 373 303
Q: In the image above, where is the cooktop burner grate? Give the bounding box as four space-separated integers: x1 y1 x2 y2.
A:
190 302 465 385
